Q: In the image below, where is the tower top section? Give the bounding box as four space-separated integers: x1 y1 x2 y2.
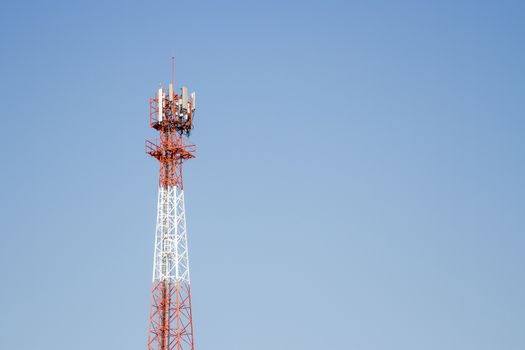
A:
149 83 196 136
146 61 196 189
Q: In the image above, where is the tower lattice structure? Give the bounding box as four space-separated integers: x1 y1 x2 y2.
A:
145 63 197 350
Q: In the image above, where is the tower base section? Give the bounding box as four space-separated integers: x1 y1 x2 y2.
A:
148 280 195 350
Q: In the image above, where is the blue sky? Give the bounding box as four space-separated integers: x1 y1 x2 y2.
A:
1 1 524 349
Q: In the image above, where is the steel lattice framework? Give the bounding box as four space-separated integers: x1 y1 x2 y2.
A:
145 61 197 350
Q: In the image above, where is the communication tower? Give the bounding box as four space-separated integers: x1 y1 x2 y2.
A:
145 59 197 350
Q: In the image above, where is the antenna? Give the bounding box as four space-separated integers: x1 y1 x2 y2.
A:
171 56 175 87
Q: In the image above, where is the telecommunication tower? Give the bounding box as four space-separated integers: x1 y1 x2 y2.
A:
145 59 197 350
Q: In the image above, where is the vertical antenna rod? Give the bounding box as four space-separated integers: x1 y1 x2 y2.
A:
171 56 175 87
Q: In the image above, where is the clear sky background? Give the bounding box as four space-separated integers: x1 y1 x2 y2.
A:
0 1 524 349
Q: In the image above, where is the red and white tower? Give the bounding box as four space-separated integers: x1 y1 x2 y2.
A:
145 61 197 350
